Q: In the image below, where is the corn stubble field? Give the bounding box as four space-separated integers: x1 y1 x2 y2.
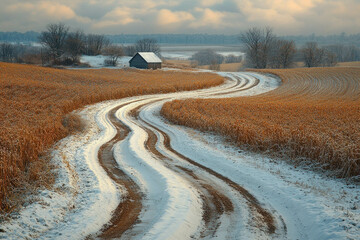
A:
0 62 223 212
162 67 360 179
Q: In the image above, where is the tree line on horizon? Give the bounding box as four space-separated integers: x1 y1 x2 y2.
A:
239 27 341 68
1 30 360 47
0 23 160 66
190 27 360 69
1 24 360 68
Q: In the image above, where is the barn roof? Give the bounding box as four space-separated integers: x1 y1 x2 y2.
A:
136 52 162 63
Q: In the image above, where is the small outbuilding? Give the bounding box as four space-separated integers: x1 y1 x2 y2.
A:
129 52 162 69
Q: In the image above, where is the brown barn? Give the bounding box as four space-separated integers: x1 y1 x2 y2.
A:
129 52 162 69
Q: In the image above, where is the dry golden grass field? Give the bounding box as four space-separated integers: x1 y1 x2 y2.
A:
337 61 360 67
163 59 244 72
0 62 224 212
162 59 194 69
294 61 360 68
162 67 360 179
198 62 244 72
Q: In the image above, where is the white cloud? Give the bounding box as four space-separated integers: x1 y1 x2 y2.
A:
0 0 360 34
190 8 225 28
39 2 76 20
5 1 76 20
92 8 137 30
157 9 194 25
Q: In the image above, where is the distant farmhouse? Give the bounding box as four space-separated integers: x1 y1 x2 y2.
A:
129 52 162 69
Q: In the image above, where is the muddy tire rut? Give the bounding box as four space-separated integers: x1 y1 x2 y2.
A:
134 104 277 235
90 72 284 239
96 103 142 239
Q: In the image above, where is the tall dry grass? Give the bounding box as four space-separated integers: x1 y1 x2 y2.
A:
198 62 244 72
162 67 360 179
0 62 224 212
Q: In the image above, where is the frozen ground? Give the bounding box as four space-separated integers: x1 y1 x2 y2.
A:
160 45 243 60
0 71 359 240
80 55 131 68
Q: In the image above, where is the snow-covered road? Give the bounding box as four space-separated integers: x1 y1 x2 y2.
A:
1 71 359 240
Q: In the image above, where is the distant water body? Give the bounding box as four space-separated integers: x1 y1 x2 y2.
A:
160 45 244 60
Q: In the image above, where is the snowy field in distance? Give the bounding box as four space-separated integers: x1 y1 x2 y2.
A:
160 45 244 60
80 44 244 68
80 55 132 69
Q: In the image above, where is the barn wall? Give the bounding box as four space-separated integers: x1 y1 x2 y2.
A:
130 55 148 69
148 63 161 69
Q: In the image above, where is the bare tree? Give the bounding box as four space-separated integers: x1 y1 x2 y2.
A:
302 42 325 67
240 27 262 68
20 46 42 64
269 39 296 68
85 34 110 55
41 47 51 66
135 38 160 56
259 27 276 68
325 44 345 62
225 54 242 63
65 30 85 64
191 49 224 66
0 43 45 64
209 60 220 71
322 50 337 67
319 44 360 64
39 23 69 63
103 45 124 66
123 45 137 56
0 43 16 62
345 45 360 61
240 27 275 68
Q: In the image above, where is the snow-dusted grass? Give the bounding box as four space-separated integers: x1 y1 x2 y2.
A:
163 68 360 178
80 55 132 68
1 71 358 239
147 106 360 239
0 62 223 212
113 99 203 239
0 72 277 238
0 101 121 239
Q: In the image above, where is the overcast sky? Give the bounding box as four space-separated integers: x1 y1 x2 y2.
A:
1 0 359 35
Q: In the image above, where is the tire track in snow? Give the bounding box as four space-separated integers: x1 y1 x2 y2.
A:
92 72 283 239
0 71 283 239
96 101 143 239
130 105 235 237
5 70 357 239
213 74 258 96
135 108 276 234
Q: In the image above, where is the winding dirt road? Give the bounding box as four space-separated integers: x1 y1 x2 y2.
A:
2 71 359 240
90 72 286 239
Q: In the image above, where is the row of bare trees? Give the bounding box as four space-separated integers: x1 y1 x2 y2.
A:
121 38 161 59
0 43 17 62
240 27 298 68
302 42 338 67
38 23 113 65
0 43 43 64
1 32 161 67
190 50 243 70
324 44 360 62
38 23 161 66
240 27 360 68
191 49 224 65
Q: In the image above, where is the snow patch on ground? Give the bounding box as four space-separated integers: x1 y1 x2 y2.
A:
148 108 360 239
0 101 122 239
112 99 204 240
1 72 358 239
80 55 131 68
